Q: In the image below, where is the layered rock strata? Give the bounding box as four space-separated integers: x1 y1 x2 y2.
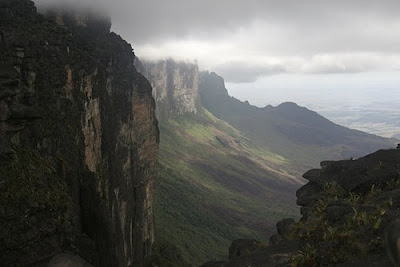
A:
136 59 200 119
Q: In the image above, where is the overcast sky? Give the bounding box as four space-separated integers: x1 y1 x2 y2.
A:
35 0 400 103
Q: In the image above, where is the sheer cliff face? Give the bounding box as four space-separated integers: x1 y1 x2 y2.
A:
137 59 200 119
0 1 158 266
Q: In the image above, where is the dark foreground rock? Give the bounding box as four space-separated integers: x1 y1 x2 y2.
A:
206 148 400 266
0 0 159 266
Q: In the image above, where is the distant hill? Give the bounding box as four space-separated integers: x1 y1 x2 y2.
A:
199 71 396 173
137 60 397 265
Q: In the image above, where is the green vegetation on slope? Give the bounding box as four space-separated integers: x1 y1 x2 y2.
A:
143 62 396 266
152 110 302 265
290 181 395 266
199 72 396 174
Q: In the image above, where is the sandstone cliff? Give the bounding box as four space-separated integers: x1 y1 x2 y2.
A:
0 0 159 266
136 59 200 119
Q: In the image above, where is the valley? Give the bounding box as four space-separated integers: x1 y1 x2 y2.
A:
137 59 397 265
2 1 400 266
152 112 301 264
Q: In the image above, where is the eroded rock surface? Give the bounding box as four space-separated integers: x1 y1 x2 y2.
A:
0 1 159 266
136 59 200 118
208 149 400 266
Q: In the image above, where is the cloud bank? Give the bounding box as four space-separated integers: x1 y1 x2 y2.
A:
34 0 400 83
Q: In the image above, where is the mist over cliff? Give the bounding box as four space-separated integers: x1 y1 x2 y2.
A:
136 59 201 119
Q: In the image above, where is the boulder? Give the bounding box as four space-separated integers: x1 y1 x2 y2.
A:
229 239 262 260
276 218 295 238
270 234 284 245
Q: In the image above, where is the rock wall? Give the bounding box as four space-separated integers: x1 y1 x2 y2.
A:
0 0 158 266
136 59 200 119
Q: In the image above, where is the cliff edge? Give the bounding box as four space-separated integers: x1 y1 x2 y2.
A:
0 0 159 266
136 59 201 119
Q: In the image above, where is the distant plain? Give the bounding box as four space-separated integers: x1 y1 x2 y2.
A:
227 83 400 139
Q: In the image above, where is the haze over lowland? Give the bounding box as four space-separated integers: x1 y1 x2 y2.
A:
227 75 400 138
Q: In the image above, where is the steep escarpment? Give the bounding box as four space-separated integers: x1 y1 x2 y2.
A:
0 1 158 266
136 59 201 119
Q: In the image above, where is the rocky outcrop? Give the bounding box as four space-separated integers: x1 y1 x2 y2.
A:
290 149 400 266
300 149 400 195
136 59 200 119
208 148 400 266
0 0 158 266
199 71 230 98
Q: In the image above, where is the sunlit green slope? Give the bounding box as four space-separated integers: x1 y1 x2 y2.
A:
151 109 302 265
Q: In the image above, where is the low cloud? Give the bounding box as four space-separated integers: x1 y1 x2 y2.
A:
34 0 400 47
300 53 400 74
209 53 400 83
213 62 285 83
33 0 400 83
